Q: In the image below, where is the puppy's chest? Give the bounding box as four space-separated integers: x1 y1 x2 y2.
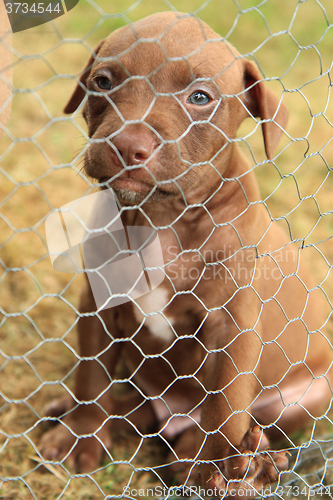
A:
133 287 175 344
116 285 202 348
114 223 231 343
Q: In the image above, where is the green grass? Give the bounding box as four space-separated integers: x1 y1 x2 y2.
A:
0 0 333 498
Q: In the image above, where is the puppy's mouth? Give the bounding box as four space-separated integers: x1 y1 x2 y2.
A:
99 173 155 193
98 175 176 204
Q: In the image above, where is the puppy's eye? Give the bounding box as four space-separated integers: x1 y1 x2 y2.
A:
97 76 112 90
188 91 211 106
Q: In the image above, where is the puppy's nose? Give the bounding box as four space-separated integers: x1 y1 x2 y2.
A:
112 131 158 166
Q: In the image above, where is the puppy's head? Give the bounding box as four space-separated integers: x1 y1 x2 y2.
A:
65 12 288 205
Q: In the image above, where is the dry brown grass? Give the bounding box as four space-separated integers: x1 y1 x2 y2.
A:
0 0 333 498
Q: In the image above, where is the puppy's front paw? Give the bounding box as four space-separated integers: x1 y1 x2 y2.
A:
196 426 288 498
38 412 111 473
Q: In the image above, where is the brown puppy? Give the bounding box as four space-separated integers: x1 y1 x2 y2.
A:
39 12 332 496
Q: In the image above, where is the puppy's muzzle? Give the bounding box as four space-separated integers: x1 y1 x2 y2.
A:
110 128 161 168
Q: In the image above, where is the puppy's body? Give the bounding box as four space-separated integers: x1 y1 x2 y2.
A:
40 12 332 495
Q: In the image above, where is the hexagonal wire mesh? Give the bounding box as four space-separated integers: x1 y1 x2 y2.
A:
0 0 333 499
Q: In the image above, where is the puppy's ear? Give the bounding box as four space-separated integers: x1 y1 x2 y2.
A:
242 60 288 159
64 41 105 114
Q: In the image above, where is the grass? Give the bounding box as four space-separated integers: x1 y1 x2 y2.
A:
0 0 333 498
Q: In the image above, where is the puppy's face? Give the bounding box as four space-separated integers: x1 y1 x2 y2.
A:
81 14 246 205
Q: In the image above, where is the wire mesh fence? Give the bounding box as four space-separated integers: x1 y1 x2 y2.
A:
0 1 333 499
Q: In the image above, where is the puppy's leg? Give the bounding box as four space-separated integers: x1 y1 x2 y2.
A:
196 312 288 497
165 426 199 485
252 369 332 437
39 289 121 473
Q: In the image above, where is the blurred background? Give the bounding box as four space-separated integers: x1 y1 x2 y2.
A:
0 0 333 498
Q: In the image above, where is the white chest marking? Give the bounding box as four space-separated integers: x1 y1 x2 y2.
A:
133 287 175 343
